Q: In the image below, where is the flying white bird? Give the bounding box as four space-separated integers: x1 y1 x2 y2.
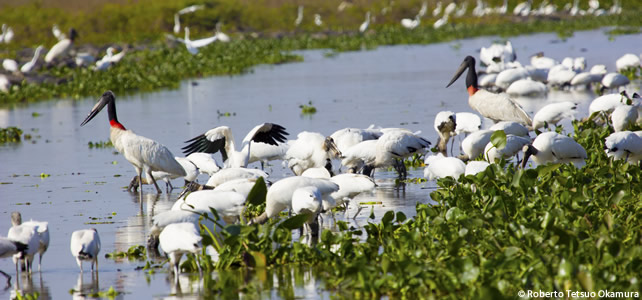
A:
70 229 101 272
182 27 218 55
80 91 186 195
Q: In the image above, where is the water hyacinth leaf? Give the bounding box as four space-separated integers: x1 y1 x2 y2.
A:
490 130 507 150
246 177 267 206
248 251 267 268
278 214 309 230
577 271 594 293
382 211 394 225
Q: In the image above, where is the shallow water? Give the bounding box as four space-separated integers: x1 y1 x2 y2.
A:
0 29 640 298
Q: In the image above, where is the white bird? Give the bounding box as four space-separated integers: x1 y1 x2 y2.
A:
20 46 44 73
513 0 532 16
45 28 78 64
178 4 205 15
455 112 483 136
484 134 531 163
455 2 468 17
601 72 630 91
340 139 377 174
128 156 199 192
182 123 288 169
204 168 268 188
547 65 577 87
532 101 578 130
2 59 18 73
359 12 371 33
495 67 530 89
7 222 39 274
489 121 530 137
159 222 202 283
295 6 304 27
418 1 429 17
80 91 186 195
506 78 547 96
248 141 288 170
460 129 493 160
479 41 515 67
530 52 557 69
10 212 49 272
447 56 533 126
608 0 622 14
0 237 27 286
292 186 323 236
401 15 420 30
0 24 14 44
52 24 65 41
472 0 486 17
604 131 642 163
589 92 632 115
434 111 457 155
215 22 230 43
611 105 638 132
183 27 218 55
70 229 101 272
330 126 382 154
465 160 490 176
173 14 181 34
522 132 587 167
433 14 449 29
570 72 603 89
494 0 508 14
263 177 338 220
0 74 9 92
214 177 265 198
424 154 466 180
328 173 375 207
369 129 431 178
75 52 96 67
444 2 457 15
478 73 498 88
432 2 443 17
186 152 221 176
286 132 341 176
314 14 323 26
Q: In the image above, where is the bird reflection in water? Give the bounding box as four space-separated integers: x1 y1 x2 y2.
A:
10 272 51 299
71 272 99 300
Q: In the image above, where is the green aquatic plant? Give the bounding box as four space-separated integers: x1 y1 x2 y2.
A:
299 101 317 114
87 140 113 148
106 245 146 261
0 127 23 143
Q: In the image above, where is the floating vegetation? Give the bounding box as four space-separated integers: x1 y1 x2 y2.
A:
88 140 114 148
39 173 51 178
69 286 121 298
216 110 236 118
31 112 42 118
106 245 146 261
299 101 317 114
0 127 23 143
13 291 40 300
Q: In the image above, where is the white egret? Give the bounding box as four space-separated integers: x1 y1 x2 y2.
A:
314 14 323 26
173 14 181 34
178 4 205 15
401 15 420 30
182 123 288 168
70 229 101 272
215 22 230 42
2 59 18 73
20 46 44 73
522 132 587 167
52 24 65 41
45 28 78 63
0 24 14 43
80 91 186 195
359 12 371 33
159 223 202 284
295 6 304 27
432 1 443 17
447 56 533 126
513 0 532 16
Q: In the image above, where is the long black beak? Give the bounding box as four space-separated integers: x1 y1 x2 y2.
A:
324 137 342 158
446 59 469 88
80 93 110 126
521 144 535 168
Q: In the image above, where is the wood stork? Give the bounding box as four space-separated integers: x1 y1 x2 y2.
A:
45 28 78 64
285 132 341 176
314 14 323 26
52 24 65 41
248 141 288 170
530 52 557 69
532 101 577 130
459 129 493 161
215 22 230 42
159 222 202 284
292 186 323 237
433 14 449 29
10 212 49 272
7 221 39 274
359 12 371 33
294 6 304 27
434 111 457 155
401 15 420 30
588 92 631 115
368 129 431 178
547 65 577 88
489 121 530 137
263 176 339 220
484 134 530 163
186 152 220 176
479 41 515 67
455 112 482 136
522 132 587 168
513 0 532 16
80 91 186 195
570 72 603 89
0 237 27 286
605 131 642 163
2 59 18 73
327 173 375 208
465 160 490 176
20 46 44 74
601 72 630 92
611 105 638 132
340 139 377 174
423 153 466 180
178 167 267 196
506 78 547 96
330 126 382 154
432 1 443 17
182 123 288 169
495 67 530 89
70 229 101 272
183 27 218 55
446 56 533 126
214 177 265 198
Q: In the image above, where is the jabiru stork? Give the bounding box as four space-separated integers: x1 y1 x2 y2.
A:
446 56 533 126
80 91 186 195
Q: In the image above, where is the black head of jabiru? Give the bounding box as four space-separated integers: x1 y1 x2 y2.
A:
446 55 479 96
80 90 126 130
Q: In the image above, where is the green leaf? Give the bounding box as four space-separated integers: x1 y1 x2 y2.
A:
246 177 267 206
490 130 507 150
278 214 309 230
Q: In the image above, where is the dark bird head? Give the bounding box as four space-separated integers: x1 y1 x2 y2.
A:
80 90 115 126
69 28 79 41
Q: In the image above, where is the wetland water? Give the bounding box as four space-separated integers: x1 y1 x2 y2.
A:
1 29 640 298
